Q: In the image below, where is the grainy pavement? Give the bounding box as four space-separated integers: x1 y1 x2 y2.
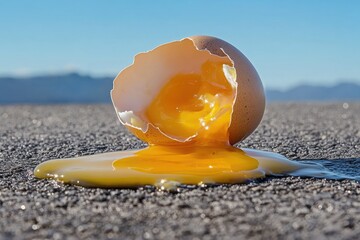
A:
0 103 359 240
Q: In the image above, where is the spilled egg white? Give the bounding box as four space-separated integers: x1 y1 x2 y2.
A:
111 36 265 145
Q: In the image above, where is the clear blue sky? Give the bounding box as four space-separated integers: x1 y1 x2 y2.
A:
1 0 359 89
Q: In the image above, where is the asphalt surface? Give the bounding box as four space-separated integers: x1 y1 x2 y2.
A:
0 103 359 240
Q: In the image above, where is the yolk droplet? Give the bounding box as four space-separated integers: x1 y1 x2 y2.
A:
34 60 316 189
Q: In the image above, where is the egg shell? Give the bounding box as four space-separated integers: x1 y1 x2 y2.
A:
111 36 265 145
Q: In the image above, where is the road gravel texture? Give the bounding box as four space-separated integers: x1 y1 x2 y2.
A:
0 103 359 240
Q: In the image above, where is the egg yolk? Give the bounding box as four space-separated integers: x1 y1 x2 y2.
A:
34 60 310 189
145 60 234 143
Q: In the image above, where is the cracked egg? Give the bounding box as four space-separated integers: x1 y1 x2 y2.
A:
34 36 321 189
111 36 265 145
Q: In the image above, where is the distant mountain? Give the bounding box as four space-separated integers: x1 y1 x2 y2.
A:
266 82 360 101
0 73 113 104
0 73 359 104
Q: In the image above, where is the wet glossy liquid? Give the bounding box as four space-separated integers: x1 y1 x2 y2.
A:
34 144 358 189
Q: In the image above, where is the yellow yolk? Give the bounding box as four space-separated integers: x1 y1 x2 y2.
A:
145 60 234 143
34 60 311 189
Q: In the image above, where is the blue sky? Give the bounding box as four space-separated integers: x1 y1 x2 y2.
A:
0 0 359 89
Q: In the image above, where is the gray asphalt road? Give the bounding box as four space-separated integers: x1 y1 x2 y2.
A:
0 103 359 240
